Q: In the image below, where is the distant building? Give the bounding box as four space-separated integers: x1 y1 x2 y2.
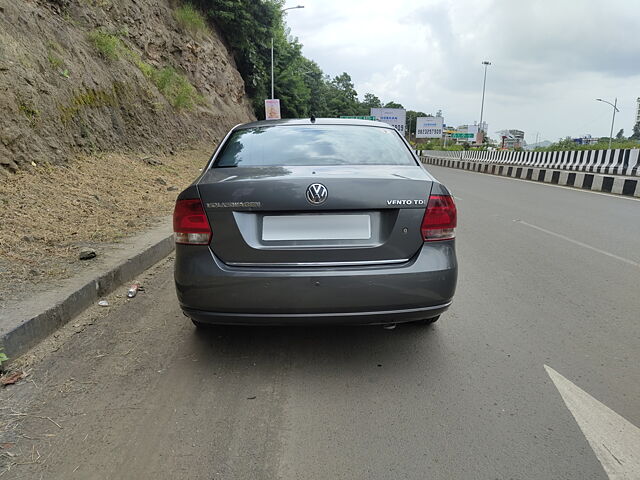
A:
572 135 599 145
498 129 525 149
636 97 640 124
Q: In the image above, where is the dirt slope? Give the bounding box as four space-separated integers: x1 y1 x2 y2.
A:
0 0 255 174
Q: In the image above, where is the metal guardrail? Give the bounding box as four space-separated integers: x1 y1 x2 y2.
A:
420 156 640 197
416 149 640 177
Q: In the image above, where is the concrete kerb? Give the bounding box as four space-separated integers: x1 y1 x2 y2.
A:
0 220 175 362
420 156 640 198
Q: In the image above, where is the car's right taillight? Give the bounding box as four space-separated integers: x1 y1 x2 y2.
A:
173 198 212 245
421 194 457 241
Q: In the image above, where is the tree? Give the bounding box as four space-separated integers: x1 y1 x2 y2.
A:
271 31 311 118
630 122 640 140
405 110 429 138
325 72 359 117
384 101 404 109
357 93 382 115
195 0 284 117
616 128 625 139
361 93 382 108
298 58 328 117
189 1 443 122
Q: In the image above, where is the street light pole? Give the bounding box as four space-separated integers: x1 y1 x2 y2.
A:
271 5 304 99
479 61 491 140
596 98 620 149
270 37 274 99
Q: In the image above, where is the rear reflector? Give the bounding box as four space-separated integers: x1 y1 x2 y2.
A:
173 199 212 245
421 195 457 241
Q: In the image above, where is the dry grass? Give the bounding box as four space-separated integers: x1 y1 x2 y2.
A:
0 148 210 292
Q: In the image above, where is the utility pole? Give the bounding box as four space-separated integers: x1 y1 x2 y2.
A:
271 5 304 100
595 98 619 149
479 61 491 136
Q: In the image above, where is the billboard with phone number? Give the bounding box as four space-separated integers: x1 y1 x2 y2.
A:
370 108 406 133
415 116 444 138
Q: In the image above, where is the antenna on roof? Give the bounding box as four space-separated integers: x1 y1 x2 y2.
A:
310 115 316 124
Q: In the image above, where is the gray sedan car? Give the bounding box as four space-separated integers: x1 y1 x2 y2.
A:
173 118 457 327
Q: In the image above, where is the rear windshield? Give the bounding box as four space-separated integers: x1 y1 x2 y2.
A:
213 125 416 167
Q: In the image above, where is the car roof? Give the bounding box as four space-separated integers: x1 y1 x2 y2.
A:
234 118 395 130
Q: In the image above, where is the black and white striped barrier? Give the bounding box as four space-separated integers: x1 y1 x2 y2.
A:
416 149 640 177
420 156 640 198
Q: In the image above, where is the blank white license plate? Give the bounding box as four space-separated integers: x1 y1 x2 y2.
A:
262 214 371 241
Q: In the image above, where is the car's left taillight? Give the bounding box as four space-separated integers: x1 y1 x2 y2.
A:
173 198 212 245
421 194 457 241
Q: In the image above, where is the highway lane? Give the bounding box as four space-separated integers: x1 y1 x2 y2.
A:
1 165 639 479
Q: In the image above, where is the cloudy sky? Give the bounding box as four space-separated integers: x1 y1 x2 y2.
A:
283 0 640 144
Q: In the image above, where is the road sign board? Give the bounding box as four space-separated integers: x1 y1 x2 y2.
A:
265 99 281 120
340 116 377 121
452 133 474 139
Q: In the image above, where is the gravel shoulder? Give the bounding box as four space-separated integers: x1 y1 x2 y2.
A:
0 147 209 308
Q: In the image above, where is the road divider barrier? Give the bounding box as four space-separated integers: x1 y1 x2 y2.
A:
420 155 640 198
417 149 640 177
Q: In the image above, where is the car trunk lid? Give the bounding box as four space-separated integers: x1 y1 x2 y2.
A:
197 165 432 266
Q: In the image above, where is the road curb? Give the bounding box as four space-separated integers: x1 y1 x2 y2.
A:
0 226 175 362
421 156 640 198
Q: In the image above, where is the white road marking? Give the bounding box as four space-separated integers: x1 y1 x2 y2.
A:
514 220 640 269
426 164 640 203
545 365 640 479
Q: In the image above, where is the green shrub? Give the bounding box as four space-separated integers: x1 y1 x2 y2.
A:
59 88 118 123
134 57 155 78
133 55 202 110
152 66 202 109
48 53 64 69
88 30 124 60
86 29 203 110
535 138 640 151
0 349 8 370
19 100 40 126
174 4 208 36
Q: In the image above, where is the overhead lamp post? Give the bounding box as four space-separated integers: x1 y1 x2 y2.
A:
479 61 491 141
271 5 304 99
595 98 619 149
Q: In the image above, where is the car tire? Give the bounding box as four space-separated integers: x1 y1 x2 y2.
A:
413 315 440 326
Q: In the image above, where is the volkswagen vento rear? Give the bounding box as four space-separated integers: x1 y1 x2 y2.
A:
174 119 457 327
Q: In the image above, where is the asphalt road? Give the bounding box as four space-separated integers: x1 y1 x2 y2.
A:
2 166 639 479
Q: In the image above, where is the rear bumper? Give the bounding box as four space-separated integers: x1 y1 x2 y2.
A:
183 302 451 326
174 241 457 325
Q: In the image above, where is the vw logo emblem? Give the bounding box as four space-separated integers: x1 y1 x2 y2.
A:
306 183 328 205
